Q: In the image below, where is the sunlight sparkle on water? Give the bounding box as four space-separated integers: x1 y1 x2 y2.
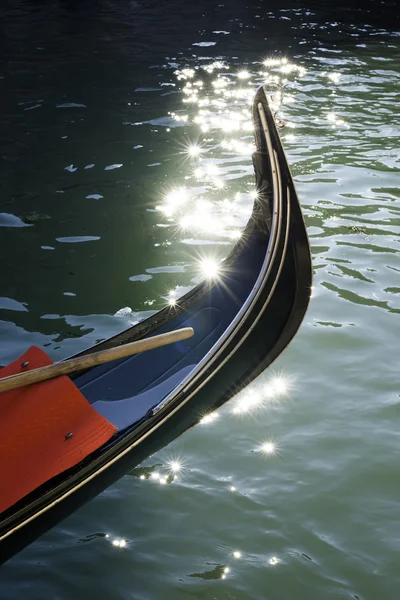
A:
232 390 263 414
260 441 277 456
201 61 226 73
264 373 293 400
158 187 190 217
232 551 242 559
212 76 229 89
326 111 347 128
179 215 195 229
166 187 189 207
112 539 127 548
206 164 220 176
158 55 306 280
167 289 178 307
327 71 341 84
264 58 282 67
194 167 204 179
187 144 202 157
213 178 225 189
280 63 298 74
176 68 195 80
268 556 280 566
168 460 182 474
200 258 220 279
200 411 219 425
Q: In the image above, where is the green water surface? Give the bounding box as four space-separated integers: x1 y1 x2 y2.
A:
0 1 399 598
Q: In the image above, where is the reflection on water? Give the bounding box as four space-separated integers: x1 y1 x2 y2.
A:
259 441 278 456
3 36 396 364
155 57 303 253
1 0 400 598
199 411 220 425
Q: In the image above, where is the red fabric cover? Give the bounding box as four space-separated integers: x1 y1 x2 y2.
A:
0 346 116 513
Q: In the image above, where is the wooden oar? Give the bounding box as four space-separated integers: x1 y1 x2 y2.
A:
0 327 194 393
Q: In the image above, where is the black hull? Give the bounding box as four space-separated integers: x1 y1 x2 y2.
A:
0 87 312 565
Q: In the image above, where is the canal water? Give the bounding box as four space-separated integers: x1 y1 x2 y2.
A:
0 1 399 598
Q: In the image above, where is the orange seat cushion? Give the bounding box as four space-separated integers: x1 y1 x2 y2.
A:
0 346 117 513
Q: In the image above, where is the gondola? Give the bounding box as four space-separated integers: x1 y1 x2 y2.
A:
0 86 312 564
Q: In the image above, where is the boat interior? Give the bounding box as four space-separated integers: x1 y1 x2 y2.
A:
74 231 270 431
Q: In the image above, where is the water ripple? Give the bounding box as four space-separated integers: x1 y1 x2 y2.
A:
1 2 400 599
